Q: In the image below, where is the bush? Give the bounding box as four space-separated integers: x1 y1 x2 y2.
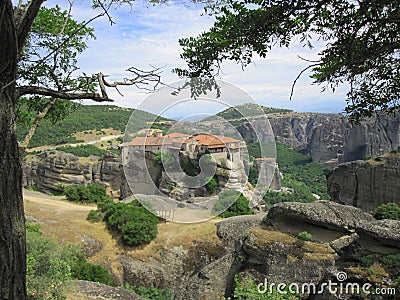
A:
297 231 312 241
71 260 113 285
103 202 158 247
123 284 173 300
225 275 300 299
64 183 111 203
26 224 71 299
55 144 107 157
372 203 400 220
213 190 254 218
205 176 218 194
26 223 113 299
87 209 102 222
26 224 113 300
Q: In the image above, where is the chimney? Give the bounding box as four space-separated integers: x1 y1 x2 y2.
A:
146 129 152 137
155 130 163 137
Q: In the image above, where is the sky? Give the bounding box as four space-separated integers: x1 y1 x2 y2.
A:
42 0 349 119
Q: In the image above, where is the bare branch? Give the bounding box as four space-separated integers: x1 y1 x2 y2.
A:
17 66 164 101
289 63 320 101
16 86 113 102
98 66 163 95
297 55 320 63
93 0 115 25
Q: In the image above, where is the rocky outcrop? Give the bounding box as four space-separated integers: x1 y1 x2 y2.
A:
241 227 336 285
23 151 122 196
113 200 400 299
216 214 265 250
267 200 375 242
327 152 400 211
72 280 144 299
356 219 400 253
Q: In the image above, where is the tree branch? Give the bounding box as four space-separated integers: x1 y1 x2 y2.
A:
19 97 57 149
15 0 44 54
289 63 320 101
98 66 163 95
15 86 113 102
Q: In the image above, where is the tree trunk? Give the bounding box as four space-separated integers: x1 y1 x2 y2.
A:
0 1 27 299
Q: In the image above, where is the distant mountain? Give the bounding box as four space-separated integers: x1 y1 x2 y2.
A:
18 104 173 148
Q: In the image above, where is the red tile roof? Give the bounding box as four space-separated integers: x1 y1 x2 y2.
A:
124 132 241 149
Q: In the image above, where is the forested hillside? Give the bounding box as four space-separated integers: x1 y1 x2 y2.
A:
17 105 172 148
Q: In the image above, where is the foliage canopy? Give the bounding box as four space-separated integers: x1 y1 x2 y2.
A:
177 0 400 121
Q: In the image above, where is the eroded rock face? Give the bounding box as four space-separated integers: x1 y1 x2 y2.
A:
327 153 400 211
237 113 399 164
242 227 337 285
23 151 122 196
267 201 375 242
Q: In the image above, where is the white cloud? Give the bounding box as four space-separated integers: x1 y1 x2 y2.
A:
44 1 348 117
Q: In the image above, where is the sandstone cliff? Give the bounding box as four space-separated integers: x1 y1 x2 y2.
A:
23 151 122 197
327 151 400 211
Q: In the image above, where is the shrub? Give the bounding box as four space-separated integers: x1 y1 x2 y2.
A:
225 275 300 299
205 176 218 194
123 284 173 300
71 260 113 285
87 210 102 222
64 183 111 203
103 202 158 247
26 223 113 299
372 203 400 220
27 227 72 299
213 190 254 218
297 231 312 241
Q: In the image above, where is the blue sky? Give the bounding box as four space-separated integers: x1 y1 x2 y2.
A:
43 0 348 118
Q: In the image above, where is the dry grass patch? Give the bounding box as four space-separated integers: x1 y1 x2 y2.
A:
250 226 298 246
126 219 222 261
302 241 335 254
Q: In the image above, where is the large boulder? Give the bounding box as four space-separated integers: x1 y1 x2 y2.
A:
216 214 265 250
356 219 400 253
27 151 99 192
327 152 400 211
241 226 336 286
267 201 375 242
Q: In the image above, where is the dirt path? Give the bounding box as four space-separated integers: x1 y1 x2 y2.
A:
25 134 123 153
